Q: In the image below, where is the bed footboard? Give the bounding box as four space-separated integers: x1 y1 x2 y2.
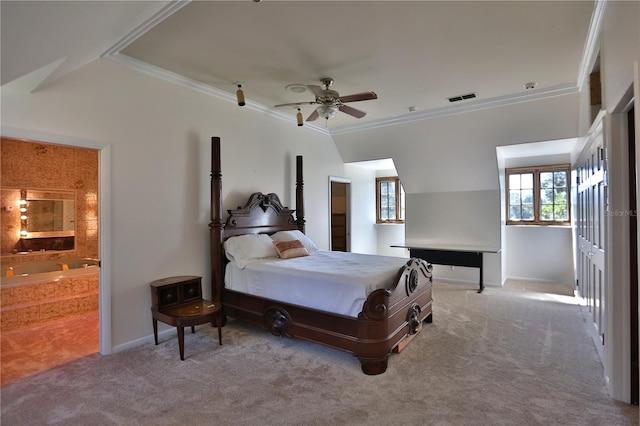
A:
356 257 433 374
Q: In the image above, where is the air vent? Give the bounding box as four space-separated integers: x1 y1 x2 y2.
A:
448 92 477 103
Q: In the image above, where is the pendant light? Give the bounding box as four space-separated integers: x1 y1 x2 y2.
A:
296 108 303 127
236 84 245 106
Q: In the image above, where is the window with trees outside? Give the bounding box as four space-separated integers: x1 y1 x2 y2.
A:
506 164 571 225
376 176 405 224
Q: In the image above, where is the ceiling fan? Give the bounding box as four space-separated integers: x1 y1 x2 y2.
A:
274 78 377 122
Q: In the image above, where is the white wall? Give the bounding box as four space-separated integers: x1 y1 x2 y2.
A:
375 224 406 258
406 190 502 286
343 164 377 254
1 58 344 350
505 226 574 285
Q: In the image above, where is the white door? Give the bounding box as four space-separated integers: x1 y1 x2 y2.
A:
576 120 607 360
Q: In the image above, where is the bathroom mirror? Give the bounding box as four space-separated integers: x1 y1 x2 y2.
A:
0 188 76 254
24 189 75 238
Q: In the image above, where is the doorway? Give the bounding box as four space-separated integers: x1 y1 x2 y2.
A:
0 131 109 384
330 177 350 252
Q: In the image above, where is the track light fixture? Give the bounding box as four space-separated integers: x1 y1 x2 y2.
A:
296 108 303 127
236 84 245 106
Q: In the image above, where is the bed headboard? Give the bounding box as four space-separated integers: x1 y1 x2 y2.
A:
222 192 299 238
209 136 305 302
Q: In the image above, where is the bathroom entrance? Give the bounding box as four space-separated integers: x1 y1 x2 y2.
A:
0 137 100 385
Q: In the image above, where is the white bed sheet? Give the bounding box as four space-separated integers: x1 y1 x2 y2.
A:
224 250 409 318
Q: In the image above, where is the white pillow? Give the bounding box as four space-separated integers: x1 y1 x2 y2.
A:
271 230 318 253
223 234 278 268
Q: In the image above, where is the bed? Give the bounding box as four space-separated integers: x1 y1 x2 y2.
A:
209 136 433 374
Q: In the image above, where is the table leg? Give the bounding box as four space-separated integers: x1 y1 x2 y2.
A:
153 319 158 345
217 312 223 345
177 326 185 361
478 253 484 293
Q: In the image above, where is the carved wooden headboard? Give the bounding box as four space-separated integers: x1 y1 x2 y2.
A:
222 192 299 239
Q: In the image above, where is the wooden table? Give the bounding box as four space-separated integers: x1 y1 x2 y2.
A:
150 276 222 360
392 244 501 293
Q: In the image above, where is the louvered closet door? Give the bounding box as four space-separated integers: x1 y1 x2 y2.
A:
576 126 607 356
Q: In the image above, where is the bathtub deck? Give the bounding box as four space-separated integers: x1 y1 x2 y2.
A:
1 271 98 332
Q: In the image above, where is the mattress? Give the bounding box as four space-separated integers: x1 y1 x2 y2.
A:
224 250 409 317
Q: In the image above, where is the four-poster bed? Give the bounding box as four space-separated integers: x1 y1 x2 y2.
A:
209 136 433 374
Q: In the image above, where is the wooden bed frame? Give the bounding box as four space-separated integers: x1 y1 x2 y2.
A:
209 136 433 374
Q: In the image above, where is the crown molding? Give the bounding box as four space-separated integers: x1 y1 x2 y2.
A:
576 0 607 91
330 84 578 136
102 0 191 57
104 53 329 135
106 48 578 138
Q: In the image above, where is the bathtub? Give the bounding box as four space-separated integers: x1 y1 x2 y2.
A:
1 258 100 287
1 258 100 331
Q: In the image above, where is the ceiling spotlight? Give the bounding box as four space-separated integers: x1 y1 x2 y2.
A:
524 81 537 90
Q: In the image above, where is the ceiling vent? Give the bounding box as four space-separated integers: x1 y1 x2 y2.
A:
448 92 477 103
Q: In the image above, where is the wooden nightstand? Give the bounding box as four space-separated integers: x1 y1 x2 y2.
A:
150 275 222 360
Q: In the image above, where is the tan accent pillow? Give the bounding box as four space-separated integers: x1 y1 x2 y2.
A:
273 239 309 259
271 230 318 253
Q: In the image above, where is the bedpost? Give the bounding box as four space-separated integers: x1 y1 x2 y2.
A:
210 137 224 303
296 155 305 233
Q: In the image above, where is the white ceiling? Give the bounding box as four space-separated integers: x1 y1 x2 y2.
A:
1 1 596 133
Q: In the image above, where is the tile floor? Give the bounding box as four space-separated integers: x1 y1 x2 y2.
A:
1 311 98 386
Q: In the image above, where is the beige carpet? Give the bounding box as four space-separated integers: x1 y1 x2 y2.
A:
1 281 638 425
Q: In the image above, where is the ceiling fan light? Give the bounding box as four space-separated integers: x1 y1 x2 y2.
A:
316 104 338 120
296 108 303 126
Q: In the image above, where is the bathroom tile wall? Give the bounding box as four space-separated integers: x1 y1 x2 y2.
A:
0 138 99 268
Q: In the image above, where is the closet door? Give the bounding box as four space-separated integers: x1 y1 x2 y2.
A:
576 119 607 359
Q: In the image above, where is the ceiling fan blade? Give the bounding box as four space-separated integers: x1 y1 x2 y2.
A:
338 92 378 103
306 109 320 122
274 101 317 108
339 104 366 119
307 85 325 98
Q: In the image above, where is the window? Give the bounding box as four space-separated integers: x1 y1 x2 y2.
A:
376 176 405 223
506 164 570 225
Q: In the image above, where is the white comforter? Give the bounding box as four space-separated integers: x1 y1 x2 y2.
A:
224 250 409 317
